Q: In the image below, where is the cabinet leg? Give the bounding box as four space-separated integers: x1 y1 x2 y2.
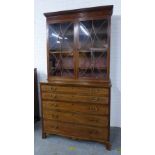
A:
42 133 47 139
105 143 111 151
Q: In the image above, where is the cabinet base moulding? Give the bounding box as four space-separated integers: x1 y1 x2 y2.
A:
42 132 111 150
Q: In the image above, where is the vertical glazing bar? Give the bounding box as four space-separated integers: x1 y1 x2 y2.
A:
74 22 79 79
107 17 111 81
46 20 50 79
60 24 63 76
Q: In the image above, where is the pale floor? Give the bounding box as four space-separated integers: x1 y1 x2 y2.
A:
34 121 121 155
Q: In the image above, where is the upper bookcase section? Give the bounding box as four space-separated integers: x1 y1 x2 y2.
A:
44 6 113 82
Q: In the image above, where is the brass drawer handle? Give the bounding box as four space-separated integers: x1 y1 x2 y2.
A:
51 87 56 91
52 103 58 107
51 114 59 119
92 97 99 102
91 88 100 93
55 103 58 107
51 125 59 129
50 94 56 99
89 106 98 111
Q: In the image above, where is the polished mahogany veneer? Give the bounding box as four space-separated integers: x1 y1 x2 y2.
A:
40 5 113 150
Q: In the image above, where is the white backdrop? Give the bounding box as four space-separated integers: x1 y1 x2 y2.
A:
34 0 121 127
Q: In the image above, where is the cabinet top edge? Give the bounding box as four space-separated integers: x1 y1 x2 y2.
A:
44 5 113 17
40 79 112 88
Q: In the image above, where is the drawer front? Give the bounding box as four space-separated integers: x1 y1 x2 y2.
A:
41 85 109 97
43 101 109 115
44 120 108 140
42 92 108 104
43 111 108 127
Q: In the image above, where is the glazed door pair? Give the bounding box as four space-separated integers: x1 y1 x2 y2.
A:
48 18 109 80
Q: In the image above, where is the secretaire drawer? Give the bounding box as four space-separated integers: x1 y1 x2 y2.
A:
43 111 108 127
41 92 108 104
41 85 109 97
42 101 109 115
44 120 108 141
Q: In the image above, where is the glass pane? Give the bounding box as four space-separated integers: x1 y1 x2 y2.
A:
49 22 74 51
79 19 108 79
48 22 74 77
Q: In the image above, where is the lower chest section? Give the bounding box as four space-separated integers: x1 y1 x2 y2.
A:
40 83 110 142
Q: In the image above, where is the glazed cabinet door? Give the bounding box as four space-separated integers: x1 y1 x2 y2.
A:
48 22 75 78
78 18 110 80
47 18 110 81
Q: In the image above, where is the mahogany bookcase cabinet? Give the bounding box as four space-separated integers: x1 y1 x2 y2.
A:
40 5 113 150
